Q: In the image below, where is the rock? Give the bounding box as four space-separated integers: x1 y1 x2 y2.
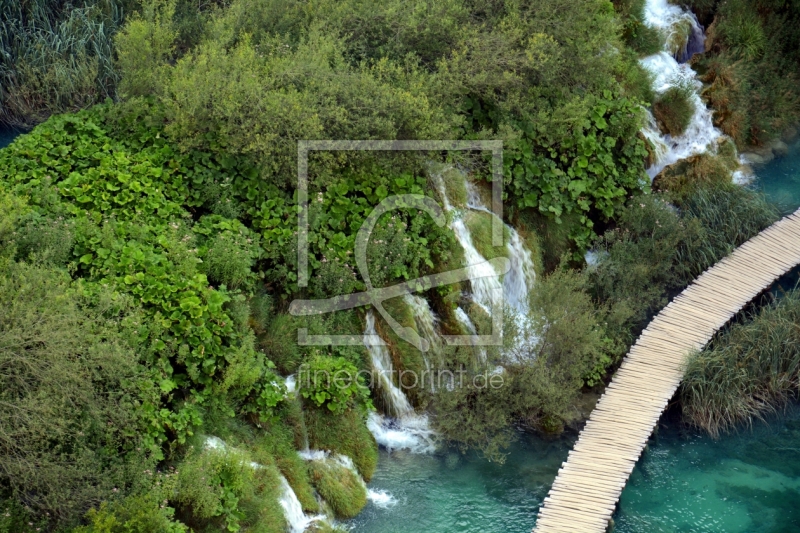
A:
769 139 790 157
740 152 769 165
782 126 798 144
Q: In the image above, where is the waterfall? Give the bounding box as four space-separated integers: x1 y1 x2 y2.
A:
204 437 325 532
285 374 297 394
640 0 725 179
455 306 487 364
279 476 325 533
365 311 415 419
364 311 437 453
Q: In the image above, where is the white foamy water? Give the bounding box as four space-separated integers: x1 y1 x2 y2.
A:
367 411 437 454
278 476 326 533
455 305 487 363
640 0 729 179
285 374 297 394
364 312 438 453
368 489 398 508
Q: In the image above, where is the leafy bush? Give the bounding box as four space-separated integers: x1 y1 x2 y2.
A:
299 355 373 415
507 92 649 254
76 469 188 533
0 262 155 527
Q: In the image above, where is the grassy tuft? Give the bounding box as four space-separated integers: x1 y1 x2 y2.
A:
682 289 800 438
304 407 378 482
652 83 696 137
307 458 367 519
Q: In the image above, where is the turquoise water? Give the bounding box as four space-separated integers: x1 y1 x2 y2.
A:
351 408 800 532
347 432 575 533
752 140 800 214
616 407 800 533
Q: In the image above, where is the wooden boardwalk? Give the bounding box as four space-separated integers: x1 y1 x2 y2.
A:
533 208 800 533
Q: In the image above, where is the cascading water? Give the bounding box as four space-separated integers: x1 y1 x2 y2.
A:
434 170 537 321
279 476 325 533
640 0 725 179
364 311 436 453
454 306 488 364
403 293 442 391
204 437 326 531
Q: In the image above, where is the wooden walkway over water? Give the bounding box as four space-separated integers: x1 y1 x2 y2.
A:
533 208 800 533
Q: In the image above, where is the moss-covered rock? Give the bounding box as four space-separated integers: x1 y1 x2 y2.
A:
307 458 368 519
304 408 378 482
653 138 738 198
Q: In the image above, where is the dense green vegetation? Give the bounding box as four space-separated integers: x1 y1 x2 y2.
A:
1 0 798 529
682 288 800 438
687 0 800 146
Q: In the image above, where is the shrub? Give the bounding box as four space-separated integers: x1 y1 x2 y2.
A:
299 355 373 415
652 83 696 137
0 262 154 527
75 470 188 533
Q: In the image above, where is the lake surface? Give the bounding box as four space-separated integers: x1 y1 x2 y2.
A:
351 407 800 533
752 139 800 214
0 127 20 150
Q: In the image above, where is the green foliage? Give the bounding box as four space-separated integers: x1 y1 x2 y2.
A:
174 446 254 532
699 0 800 144
76 470 188 533
304 408 378 481
588 184 778 354
299 355 373 415
682 289 800 438
613 0 664 56
114 0 178 98
0 262 156 527
718 3 766 61
307 458 368 519
676 183 779 280
0 109 292 455
652 82 696 137
0 0 123 127
507 92 649 256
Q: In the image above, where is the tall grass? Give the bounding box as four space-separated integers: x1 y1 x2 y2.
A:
681 288 800 438
676 183 780 282
0 0 124 127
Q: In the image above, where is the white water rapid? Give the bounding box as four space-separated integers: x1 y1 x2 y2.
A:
640 0 725 179
364 310 437 453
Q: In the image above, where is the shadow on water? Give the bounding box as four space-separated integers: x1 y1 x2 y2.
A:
0 126 22 150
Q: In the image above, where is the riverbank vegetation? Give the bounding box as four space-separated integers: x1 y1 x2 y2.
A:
686 0 800 146
682 288 800 438
0 0 797 529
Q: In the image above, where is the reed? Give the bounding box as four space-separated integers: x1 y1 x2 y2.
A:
681 289 800 438
0 0 123 127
